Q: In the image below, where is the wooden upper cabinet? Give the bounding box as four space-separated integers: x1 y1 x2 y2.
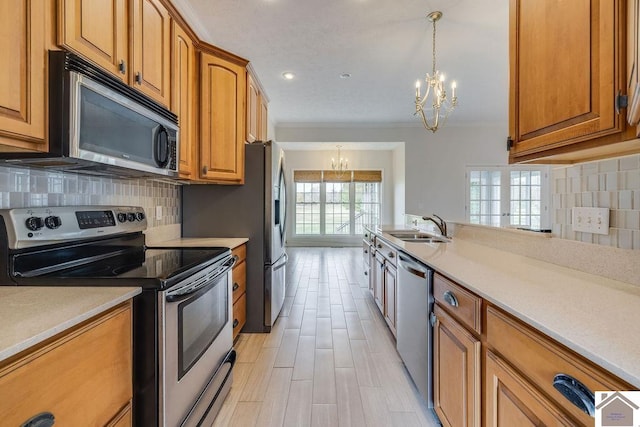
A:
246 71 259 143
171 20 194 179
131 0 171 106
509 0 629 163
628 0 640 126
199 51 246 183
259 93 269 140
0 0 49 152
58 0 129 82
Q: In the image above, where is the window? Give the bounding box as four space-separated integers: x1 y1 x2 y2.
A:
294 170 381 236
466 166 550 230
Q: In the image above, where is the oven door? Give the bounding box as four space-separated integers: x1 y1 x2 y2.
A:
160 255 234 427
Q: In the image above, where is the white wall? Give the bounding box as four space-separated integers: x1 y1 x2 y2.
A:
281 148 395 246
392 143 405 223
277 123 508 223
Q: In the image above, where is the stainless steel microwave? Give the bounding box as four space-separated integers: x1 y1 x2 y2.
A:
0 51 179 178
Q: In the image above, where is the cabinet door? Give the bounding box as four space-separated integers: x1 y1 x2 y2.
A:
171 21 194 179
246 71 259 143
628 0 640 126
58 0 128 82
373 254 384 313
509 0 624 160
131 0 171 106
485 351 575 427
259 93 268 140
384 263 397 336
0 0 48 151
199 52 246 183
433 304 481 427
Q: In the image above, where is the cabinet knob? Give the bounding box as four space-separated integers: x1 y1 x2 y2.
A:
233 283 240 291
364 271 368 276
388 252 394 258
135 72 142 84
429 312 437 327
233 319 239 328
377 244 382 248
119 60 126 74
20 412 55 427
364 249 368 254
552 374 595 417
202 165 208 175
443 291 459 307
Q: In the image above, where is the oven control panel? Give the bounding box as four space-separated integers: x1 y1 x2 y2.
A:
0 206 147 249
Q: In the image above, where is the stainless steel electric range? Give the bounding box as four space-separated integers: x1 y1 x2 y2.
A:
0 206 235 427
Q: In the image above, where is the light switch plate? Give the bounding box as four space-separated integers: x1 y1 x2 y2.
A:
572 207 609 235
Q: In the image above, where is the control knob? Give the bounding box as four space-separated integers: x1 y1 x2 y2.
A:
25 217 44 231
135 212 145 221
127 213 136 222
117 213 127 223
44 216 62 229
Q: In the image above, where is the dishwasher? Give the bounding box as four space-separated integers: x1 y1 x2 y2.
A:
396 253 434 407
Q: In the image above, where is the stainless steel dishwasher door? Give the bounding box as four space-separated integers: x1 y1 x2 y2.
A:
396 254 433 406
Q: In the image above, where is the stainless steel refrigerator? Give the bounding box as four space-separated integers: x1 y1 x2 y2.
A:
181 141 287 332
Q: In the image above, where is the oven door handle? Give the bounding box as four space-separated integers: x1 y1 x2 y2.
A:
165 256 235 303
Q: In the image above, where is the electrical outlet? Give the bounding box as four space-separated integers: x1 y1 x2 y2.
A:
572 207 609 235
155 206 162 221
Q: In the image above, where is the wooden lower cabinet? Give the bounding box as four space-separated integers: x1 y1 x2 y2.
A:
485 351 574 427
0 302 132 426
383 262 397 335
232 243 247 340
433 303 481 427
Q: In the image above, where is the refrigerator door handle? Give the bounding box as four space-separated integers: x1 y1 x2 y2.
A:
273 253 288 271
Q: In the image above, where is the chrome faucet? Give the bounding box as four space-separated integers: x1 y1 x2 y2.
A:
422 214 447 237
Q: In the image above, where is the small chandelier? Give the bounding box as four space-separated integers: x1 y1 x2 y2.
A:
331 145 348 177
414 11 458 132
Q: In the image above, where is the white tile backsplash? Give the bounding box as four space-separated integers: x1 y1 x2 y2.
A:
553 154 640 250
0 166 181 231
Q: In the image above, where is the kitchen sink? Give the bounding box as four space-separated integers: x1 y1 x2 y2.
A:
388 232 450 243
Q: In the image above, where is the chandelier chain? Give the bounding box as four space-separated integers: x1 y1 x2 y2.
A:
432 18 437 76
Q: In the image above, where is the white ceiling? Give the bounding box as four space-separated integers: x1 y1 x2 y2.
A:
173 0 509 127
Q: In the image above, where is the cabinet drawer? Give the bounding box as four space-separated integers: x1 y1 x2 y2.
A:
486 305 632 424
0 303 132 426
232 259 246 303
375 237 397 266
434 273 481 334
233 292 247 340
232 244 247 264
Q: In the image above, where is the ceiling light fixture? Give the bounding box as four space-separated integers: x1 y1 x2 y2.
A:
339 73 352 79
414 11 458 133
331 145 348 178
282 71 296 80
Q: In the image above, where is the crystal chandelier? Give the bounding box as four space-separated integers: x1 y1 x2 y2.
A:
414 11 458 132
331 145 348 177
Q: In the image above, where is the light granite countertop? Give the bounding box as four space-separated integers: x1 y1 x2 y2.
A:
0 287 141 363
148 237 248 250
373 226 640 389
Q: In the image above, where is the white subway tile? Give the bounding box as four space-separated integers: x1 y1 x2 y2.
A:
605 172 619 191
587 175 599 191
626 170 640 190
619 190 633 210
598 159 618 173
618 229 633 250
625 210 640 230
619 154 640 171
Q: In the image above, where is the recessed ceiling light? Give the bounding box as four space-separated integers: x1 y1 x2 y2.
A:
340 73 352 79
282 72 295 80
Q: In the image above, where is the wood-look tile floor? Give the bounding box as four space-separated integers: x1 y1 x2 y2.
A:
213 247 439 427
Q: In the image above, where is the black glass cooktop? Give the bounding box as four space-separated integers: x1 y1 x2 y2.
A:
4 234 230 289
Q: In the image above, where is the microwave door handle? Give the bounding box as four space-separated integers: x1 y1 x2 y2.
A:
154 125 169 168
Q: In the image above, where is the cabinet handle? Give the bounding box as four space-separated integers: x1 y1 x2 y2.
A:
388 252 394 258
364 271 368 276
377 244 382 248
233 319 239 328
443 291 459 307
20 412 55 427
118 60 126 74
552 374 595 417
135 72 142 84
233 283 240 291
364 249 368 254
365 233 369 238
429 312 437 327
202 165 208 175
